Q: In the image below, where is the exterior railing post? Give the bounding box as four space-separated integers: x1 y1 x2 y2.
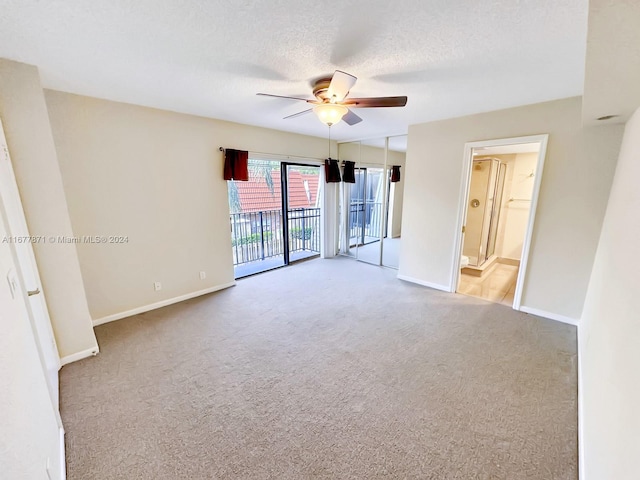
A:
302 209 306 251
259 211 265 260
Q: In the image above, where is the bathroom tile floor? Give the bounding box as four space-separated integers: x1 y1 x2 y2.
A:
457 264 519 306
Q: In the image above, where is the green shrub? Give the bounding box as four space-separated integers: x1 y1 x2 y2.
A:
289 227 314 240
232 231 273 247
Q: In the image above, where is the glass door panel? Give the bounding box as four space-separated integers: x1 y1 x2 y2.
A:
227 159 285 278
348 168 366 247
486 162 507 259
285 164 322 263
355 167 383 265
463 159 491 266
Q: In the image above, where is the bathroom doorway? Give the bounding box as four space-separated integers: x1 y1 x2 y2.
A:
453 135 548 309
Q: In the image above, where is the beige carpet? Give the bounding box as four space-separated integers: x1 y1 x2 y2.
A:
60 257 577 479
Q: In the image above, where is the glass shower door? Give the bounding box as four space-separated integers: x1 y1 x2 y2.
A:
464 159 492 266
463 158 506 267
486 162 507 259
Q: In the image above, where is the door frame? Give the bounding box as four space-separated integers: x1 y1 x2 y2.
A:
450 134 549 310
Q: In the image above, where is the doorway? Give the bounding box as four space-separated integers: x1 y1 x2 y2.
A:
453 135 548 309
227 158 321 278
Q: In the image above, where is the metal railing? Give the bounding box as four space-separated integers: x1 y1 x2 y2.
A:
288 208 321 254
230 208 320 266
349 201 383 245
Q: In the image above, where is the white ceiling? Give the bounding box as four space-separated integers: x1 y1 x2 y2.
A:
0 0 588 141
582 0 640 126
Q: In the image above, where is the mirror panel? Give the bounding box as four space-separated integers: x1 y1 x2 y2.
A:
382 135 407 269
354 138 388 265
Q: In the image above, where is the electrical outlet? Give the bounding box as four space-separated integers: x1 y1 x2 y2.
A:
154 281 162 291
199 271 206 280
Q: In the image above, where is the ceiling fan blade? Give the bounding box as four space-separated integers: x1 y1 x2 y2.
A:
257 93 315 103
283 108 313 120
343 96 408 108
327 70 357 102
342 109 363 126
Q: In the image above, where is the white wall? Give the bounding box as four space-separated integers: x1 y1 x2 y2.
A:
400 97 624 319
0 205 62 479
45 90 334 322
579 106 640 480
0 59 97 361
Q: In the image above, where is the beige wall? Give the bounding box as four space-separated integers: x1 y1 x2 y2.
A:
45 91 333 322
0 59 97 361
579 107 640 480
400 97 624 319
338 142 406 167
0 206 62 479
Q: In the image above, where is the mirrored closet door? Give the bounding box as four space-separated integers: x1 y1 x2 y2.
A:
338 135 406 268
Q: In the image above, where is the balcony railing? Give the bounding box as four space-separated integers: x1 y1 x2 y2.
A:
230 208 320 266
349 201 383 245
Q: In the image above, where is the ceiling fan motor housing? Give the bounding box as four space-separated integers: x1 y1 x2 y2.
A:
313 77 339 102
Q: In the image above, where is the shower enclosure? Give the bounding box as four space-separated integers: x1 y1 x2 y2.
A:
463 158 506 267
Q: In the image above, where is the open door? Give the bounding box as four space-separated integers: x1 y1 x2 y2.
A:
0 118 61 408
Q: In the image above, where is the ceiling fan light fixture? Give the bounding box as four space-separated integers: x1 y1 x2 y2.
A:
313 103 348 126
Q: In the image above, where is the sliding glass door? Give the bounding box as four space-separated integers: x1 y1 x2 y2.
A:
228 159 285 277
284 164 322 264
227 159 321 278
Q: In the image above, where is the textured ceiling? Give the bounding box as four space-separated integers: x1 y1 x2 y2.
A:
0 0 588 141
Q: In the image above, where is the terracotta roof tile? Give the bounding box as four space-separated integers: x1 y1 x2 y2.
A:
235 170 320 213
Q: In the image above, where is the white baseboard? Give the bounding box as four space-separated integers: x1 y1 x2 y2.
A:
397 274 450 292
519 306 579 326
60 346 99 366
577 331 584 480
59 425 66 480
92 282 236 327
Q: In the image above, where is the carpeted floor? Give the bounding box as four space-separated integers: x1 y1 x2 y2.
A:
60 257 577 479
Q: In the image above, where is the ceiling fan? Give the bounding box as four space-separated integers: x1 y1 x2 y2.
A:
257 70 408 127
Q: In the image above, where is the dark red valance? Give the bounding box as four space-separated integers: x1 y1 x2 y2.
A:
391 165 401 182
324 159 341 183
223 148 249 181
342 161 356 183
